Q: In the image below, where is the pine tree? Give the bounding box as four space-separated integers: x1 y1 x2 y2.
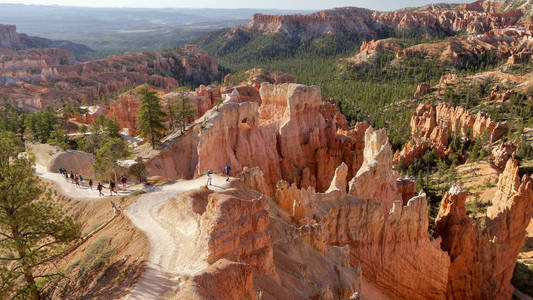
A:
24 107 58 143
0 131 81 299
94 137 129 181
136 86 166 149
47 128 69 150
128 157 148 183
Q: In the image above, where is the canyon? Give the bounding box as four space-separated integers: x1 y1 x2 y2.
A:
5 0 533 298
0 29 221 111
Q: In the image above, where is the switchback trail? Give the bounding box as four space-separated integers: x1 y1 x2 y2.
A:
125 174 229 300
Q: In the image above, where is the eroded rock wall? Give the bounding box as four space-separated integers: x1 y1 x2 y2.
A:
272 130 449 299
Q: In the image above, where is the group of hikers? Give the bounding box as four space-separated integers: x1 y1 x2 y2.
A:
58 168 127 197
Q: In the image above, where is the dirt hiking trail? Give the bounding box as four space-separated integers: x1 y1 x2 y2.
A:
125 174 229 299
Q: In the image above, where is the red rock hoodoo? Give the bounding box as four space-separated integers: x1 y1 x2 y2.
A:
435 159 533 300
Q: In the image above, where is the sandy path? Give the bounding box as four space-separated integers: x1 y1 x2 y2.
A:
35 164 135 199
125 174 228 299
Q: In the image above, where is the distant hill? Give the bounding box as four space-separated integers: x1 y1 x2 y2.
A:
498 0 533 16
0 24 94 60
0 4 312 57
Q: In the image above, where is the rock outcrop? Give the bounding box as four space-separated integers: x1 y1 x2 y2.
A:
175 259 256 300
263 126 450 299
175 181 362 300
272 163 449 299
414 83 432 98
326 162 348 193
435 159 533 300
199 191 278 279
28 143 94 177
244 68 295 89
492 142 517 170
343 38 401 67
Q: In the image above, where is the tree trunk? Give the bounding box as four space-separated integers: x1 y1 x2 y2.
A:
12 228 40 300
24 267 40 300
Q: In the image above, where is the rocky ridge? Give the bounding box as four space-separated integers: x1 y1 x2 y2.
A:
345 24 533 69
242 0 521 38
0 24 93 59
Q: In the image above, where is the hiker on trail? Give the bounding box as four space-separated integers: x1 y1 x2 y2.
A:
121 176 127 189
70 172 74 183
64 171 69 182
74 175 80 187
89 179 93 190
79 174 83 183
109 180 116 196
97 182 104 197
59 168 63 175
224 165 231 182
207 170 213 186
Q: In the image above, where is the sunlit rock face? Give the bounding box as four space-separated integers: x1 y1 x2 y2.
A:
145 83 366 193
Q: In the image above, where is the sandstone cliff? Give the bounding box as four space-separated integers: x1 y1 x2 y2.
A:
171 181 362 299
0 24 93 58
